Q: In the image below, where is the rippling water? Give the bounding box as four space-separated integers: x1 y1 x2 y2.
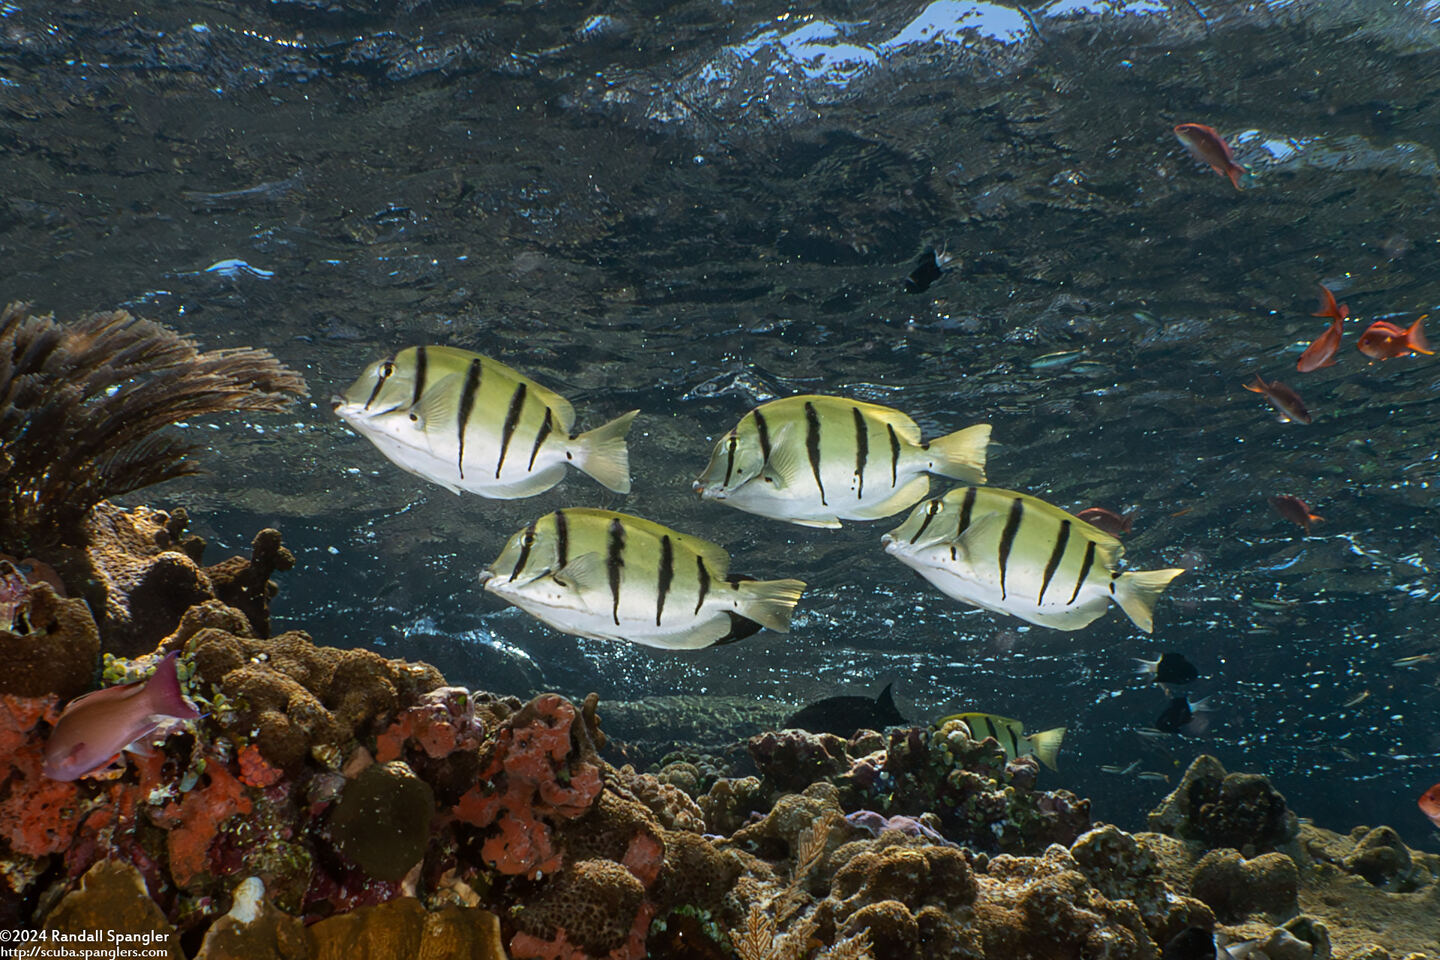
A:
4 0 1439 844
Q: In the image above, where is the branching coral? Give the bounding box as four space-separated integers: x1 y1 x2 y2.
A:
0 302 306 554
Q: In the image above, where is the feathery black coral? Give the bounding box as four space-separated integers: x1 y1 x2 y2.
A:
0 302 308 552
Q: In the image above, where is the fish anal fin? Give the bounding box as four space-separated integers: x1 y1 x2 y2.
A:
714 612 764 646
848 474 930 521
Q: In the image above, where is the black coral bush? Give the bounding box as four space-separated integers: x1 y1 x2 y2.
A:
0 302 308 553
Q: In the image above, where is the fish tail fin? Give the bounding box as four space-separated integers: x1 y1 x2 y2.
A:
1113 567 1186 633
1243 374 1266 393
1133 657 1159 678
923 423 990 483
572 409 639 494
145 654 200 720
1227 164 1244 190
733 578 807 634
1406 315 1433 355
1026 726 1066 771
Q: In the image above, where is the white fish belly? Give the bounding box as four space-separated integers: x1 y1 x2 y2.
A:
890 545 1114 631
488 578 735 650
349 417 569 498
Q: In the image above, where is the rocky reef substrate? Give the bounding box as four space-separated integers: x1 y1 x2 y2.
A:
2 507 1437 959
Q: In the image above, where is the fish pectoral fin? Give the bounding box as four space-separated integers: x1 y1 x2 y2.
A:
761 424 807 488
949 511 1006 561
551 552 608 593
411 373 463 431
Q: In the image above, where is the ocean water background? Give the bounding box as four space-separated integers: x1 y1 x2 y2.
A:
4 0 1439 844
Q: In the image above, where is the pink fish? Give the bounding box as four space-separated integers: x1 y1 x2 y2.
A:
1174 123 1246 190
43 653 200 781
1244 374 1312 424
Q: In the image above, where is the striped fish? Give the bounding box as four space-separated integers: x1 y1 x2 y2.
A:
936 711 1066 770
333 346 637 498
882 487 1184 632
694 395 991 528
480 508 807 650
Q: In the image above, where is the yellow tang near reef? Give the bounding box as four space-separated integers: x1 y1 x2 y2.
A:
883 487 1184 632
481 508 807 650
694 395 991 528
333 345 637 498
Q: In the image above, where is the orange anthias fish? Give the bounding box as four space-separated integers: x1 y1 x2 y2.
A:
1076 507 1134 537
1297 284 1348 373
1244 374 1312 424
1174 123 1246 190
1357 316 1433 360
1420 783 1440 828
1268 495 1323 534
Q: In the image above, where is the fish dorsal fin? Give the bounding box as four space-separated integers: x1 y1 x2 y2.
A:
552 552 608 592
859 403 922 445
762 423 807 488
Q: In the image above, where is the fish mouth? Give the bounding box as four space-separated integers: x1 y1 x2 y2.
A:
477 569 496 587
692 481 724 501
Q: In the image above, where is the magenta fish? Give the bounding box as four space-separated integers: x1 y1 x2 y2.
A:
43 653 201 781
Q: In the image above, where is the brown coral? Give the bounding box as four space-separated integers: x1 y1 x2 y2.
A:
0 302 306 556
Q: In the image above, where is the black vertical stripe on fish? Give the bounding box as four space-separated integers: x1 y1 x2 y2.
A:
950 486 978 561
527 407 554 471
997 497 1025 601
887 423 901 487
410 346 429 410
1068 541 1097 604
982 716 1001 746
852 406 868 498
753 410 773 465
912 500 941 542
805 401 826 505
606 518 625 626
456 358 483 478
722 435 737 487
656 535 674 626
509 522 537 582
364 353 396 409
495 382 528 479
694 556 710 615
554 509 569 572
1037 520 1071 605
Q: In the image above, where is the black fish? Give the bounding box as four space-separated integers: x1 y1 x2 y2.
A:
1136 652 1200 685
1155 695 1213 735
784 683 907 737
1163 927 1263 960
904 247 945 293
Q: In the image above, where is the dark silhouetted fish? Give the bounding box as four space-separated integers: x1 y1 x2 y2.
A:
1162 926 1263 960
1135 652 1200 685
784 683 907 737
904 247 948 293
1155 694 1214 736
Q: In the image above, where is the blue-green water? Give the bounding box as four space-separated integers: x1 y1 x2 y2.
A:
4 0 1439 846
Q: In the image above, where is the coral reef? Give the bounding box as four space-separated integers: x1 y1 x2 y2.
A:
0 569 99 700
738 714 1091 855
4 511 1436 960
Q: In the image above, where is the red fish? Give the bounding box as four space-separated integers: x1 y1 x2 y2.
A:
1244 374 1312 424
1174 123 1246 190
1420 783 1440 828
43 653 200 781
1268 495 1323 534
1357 316 1433 360
1076 507 1133 537
1297 285 1348 373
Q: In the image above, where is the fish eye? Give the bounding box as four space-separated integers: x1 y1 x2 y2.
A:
522 533 535 546
927 500 942 515
380 361 395 378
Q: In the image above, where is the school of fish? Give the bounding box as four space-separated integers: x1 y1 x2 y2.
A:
41 122 1437 838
